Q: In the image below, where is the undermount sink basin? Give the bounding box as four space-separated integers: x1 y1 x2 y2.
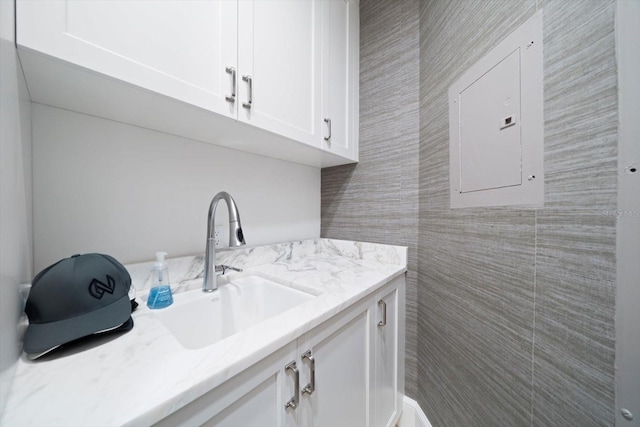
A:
150 275 315 349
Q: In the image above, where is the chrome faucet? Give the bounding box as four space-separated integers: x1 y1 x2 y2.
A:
203 191 246 292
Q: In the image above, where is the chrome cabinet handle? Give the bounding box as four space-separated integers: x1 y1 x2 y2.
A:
242 75 252 109
324 118 331 141
301 350 315 395
378 299 387 327
284 361 299 410
225 67 236 103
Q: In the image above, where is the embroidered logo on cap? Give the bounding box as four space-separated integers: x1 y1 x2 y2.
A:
88 275 116 299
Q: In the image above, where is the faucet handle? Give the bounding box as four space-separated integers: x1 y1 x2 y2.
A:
215 265 243 275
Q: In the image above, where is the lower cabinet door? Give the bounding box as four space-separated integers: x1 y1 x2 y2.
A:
374 279 403 427
154 342 298 427
297 299 370 427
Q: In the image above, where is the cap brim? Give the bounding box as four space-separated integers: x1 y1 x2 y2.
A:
23 294 132 355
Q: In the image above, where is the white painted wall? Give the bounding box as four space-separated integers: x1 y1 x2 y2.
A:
32 104 320 271
0 0 33 413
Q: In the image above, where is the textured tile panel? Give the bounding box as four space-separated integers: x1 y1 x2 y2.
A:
417 1 538 425
532 1 618 425
321 0 420 397
418 0 617 423
543 0 618 211
532 210 616 426
419 210 536 426
326 0 618 422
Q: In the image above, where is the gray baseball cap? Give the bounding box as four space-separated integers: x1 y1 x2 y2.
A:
24 253 133 359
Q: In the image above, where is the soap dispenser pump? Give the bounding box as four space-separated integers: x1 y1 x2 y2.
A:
147 251 173 309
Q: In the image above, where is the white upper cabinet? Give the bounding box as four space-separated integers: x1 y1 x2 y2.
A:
17 0 238 119
16 0 358 167
321 0 360 161
238 0 323 148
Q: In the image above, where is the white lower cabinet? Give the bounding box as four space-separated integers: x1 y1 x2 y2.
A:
155 342 298 427
373 284 404 427
297 297 370 427
155 276 404 427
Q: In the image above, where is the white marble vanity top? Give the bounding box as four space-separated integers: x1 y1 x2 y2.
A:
1 239 407 426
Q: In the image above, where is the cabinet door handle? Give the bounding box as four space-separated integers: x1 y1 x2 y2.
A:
225 67 236 103
284 361 299 410
378 299 387 327
242 75 252 109
301 350 315 395
324 118 331 141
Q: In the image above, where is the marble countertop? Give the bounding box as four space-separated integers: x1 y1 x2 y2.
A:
2 239 407 426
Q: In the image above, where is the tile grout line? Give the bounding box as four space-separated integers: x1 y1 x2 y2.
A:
530 209 538 426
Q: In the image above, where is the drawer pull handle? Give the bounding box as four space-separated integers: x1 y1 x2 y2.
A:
284 361 299 410
225 67 236 103
378 299 387 327
301 350 315 395
242 75 252 109
324 118 331 141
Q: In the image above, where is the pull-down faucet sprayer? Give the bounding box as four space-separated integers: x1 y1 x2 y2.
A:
203 191 246 292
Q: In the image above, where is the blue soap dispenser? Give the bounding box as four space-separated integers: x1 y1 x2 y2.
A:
147 251 173 309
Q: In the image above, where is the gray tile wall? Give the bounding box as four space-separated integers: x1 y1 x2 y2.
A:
322 0 618 424
418 1 538 425
321 0 420 397
532 1 617 424
417 0 617 426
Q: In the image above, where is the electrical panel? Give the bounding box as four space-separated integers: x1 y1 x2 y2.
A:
449 10 543 208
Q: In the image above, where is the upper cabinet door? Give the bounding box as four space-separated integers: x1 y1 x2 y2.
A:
321 0 359 161
238 0 323 148
17 0 359 167
17 0 238 118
